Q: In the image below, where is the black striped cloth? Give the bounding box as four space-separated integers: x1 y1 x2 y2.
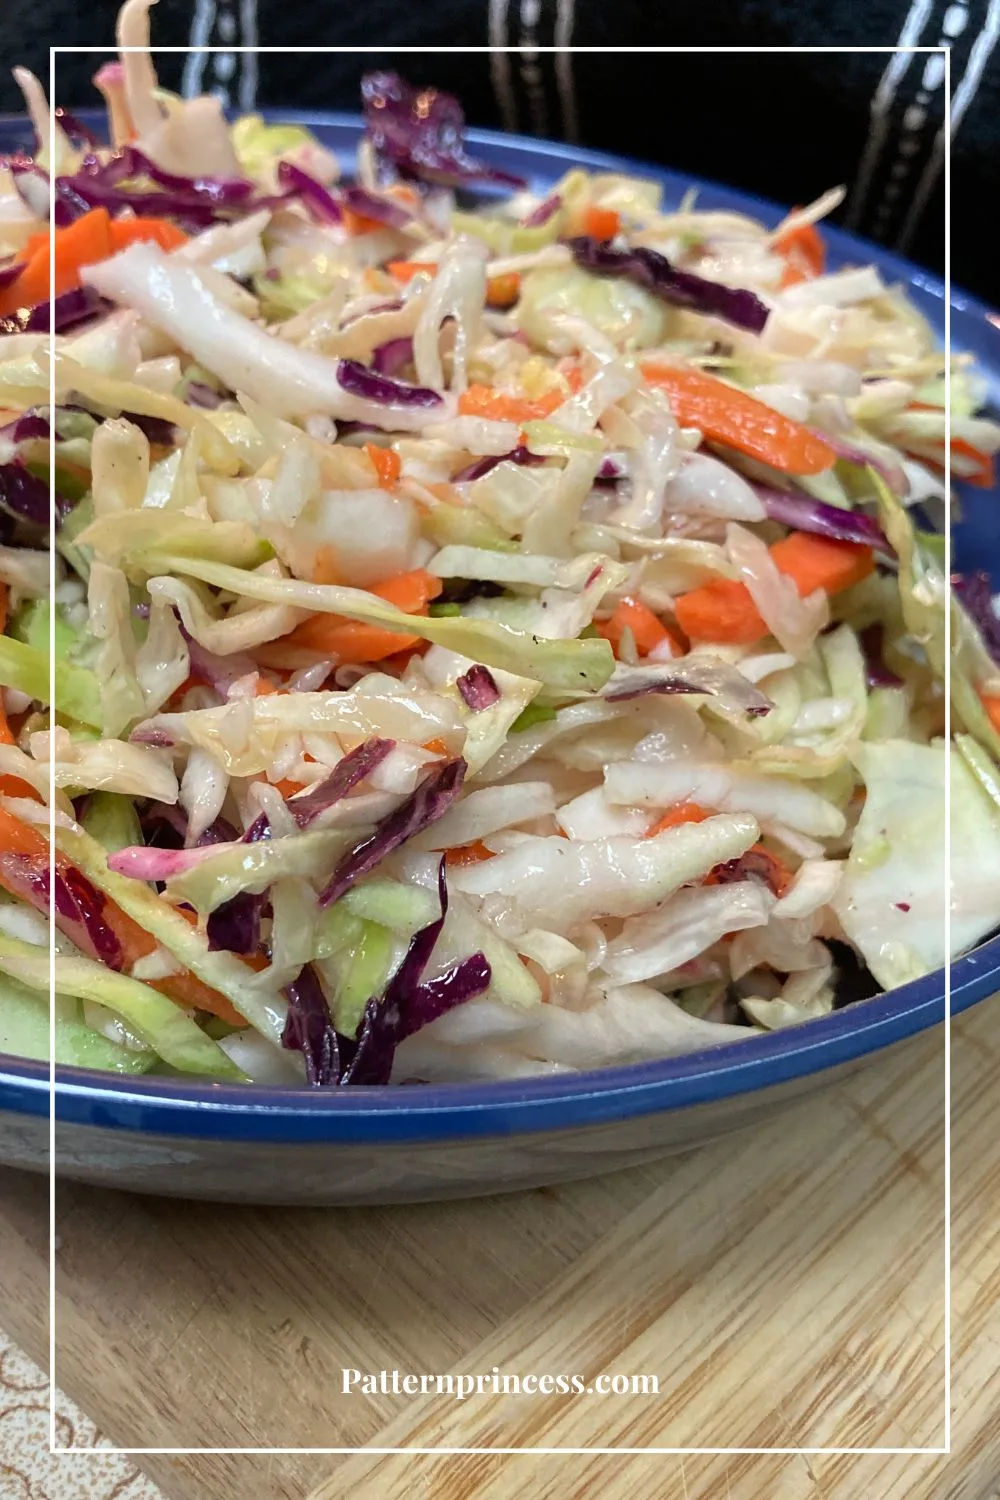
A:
4 0 997 300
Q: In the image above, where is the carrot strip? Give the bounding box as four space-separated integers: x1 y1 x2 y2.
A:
594 597 683 658
0 699 41 803
640 363 836 476
775 216 825 288
0 805 245 1024
286 570 442 662
458 383 563 424
364 443 401 487
646 803 711 837
674 534 874 645
673 578 766 646
343 207 387 236
107 216 189 252
387 260 437 283
582 205 621 241
445 840 494 866
768 531 876 597
486 272 522 309
981 694 1000 736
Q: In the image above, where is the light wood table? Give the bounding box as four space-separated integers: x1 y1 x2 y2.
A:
1 1000 998 1500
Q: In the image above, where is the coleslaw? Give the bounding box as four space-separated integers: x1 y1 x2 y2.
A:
1 0 1000 1087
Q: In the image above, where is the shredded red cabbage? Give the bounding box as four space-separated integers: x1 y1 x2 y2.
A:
953 572 1000 667
521 194 561 227
567 237 770 334
360 72 526 190
452 445 547 483
371 336 415 377
0 850 123 968
282 964 341 1085
1 286 107 337
57 148 257 226
456 664 501 711
276 160 342 224
708 849 787 896
816 431 909 497
0 463 50 527
340 859 491 1085
605 663 773 717
756 484 893 554
185 381 225 409
340 184 412 231
207 890 266 956
859 623 905 689
337 357 445 409
0 263 23 295
0 412 50 443
286 738 395 827
318 756 467 909
54 106 99 148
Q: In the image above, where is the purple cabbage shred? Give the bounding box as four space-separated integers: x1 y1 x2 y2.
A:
371 336 415 377
756 484 893 555
953 572 1000 667
318 757 467 909
456 664 501 711
859 623 905 689
276 160 343 224
360 71 526 190
567 237 770 334
337 357 444 409
340 859 491 1085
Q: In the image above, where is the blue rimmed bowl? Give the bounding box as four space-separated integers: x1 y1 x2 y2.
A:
1 112 997 1203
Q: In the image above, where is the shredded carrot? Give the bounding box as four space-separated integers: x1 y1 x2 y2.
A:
486 271 522 309
934 437 996 489
458 383 564 425
981 693 1000 736
646 803 712 837
640 362 836 477
423 738 450 757
273 778 307 798
0 695 40 802
364 443 401 488
107 216 189 253
673 533 874 646
373 569 443 613
253 677 284 696
0 804 244 1022
343 207 387 236
445 840 494 866
582 205 621 241
0 210 189 316
285 570 442 663
769 531 875 598
386 259 437 283
594 596 683 659
673 579 766 646
775 215 825 288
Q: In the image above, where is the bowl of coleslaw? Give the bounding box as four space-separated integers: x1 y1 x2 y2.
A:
1 5 999 1203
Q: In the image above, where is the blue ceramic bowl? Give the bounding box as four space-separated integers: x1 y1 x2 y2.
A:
1 112 997 1203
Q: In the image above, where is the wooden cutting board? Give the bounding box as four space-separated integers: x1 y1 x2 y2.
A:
1 999 998 1500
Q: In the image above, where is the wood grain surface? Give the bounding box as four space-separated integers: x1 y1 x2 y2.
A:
0 1000 997 1500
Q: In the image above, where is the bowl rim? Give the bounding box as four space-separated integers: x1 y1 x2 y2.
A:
0 108 996 1144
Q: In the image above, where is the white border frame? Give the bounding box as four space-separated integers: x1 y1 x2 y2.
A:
46 38 953 1464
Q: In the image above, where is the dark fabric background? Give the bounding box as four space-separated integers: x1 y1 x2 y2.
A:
2 0 996 301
